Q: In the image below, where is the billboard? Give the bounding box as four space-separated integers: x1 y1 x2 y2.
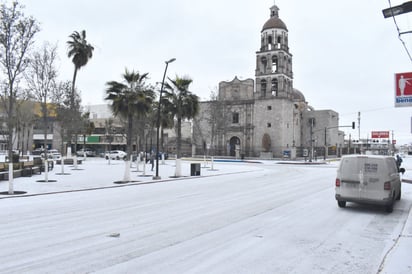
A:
371 131 390 139
395 72 412 107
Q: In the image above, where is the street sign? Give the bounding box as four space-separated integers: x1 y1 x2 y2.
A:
371 131 390 138
303 149 308 157
395 72 412 107
382 1 412 18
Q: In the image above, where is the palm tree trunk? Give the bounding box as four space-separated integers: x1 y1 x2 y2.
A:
176 117 182 159
175 117 182 177
68 67 78 153
123 114 133 182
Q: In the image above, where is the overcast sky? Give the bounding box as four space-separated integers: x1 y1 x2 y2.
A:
15 0 412 145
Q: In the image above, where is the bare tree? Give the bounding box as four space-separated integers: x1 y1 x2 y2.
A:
25 42 58 153
0 1 40 194
193 89 226 156
79 111 95 157
51 81 82 157
15 99 36 154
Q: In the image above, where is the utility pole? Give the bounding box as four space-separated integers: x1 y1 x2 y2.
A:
358 112 361 154
324 127 327 160
392 130 395 155
309 118 314 162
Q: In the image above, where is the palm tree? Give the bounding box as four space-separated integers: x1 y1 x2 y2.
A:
163 76 199 176
159 99 175 154
67 30 94 98
105 69 154 182
67 30 94 153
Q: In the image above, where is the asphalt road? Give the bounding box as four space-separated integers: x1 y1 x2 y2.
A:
1 162 411 273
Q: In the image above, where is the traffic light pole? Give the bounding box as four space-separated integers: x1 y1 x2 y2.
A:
312 123 355 160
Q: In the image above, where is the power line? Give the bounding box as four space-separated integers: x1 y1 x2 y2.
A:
387 0 412 62
339 107 394 117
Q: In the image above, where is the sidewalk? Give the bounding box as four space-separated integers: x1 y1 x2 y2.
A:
379 207 412 273
0 157 263 197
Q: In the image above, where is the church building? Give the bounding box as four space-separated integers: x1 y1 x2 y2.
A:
192 3 343 159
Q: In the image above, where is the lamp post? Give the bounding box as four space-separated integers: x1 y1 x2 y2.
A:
154 58 176 179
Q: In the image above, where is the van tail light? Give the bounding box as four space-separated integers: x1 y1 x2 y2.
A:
384 181 391 190
336 178 341 187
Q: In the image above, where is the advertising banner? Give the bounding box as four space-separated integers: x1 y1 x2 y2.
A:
371 131 390 138
395 72 412 107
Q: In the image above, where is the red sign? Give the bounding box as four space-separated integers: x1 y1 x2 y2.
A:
395 72 412 107
392 140 396 144
395 72 412 96
371 131 390 138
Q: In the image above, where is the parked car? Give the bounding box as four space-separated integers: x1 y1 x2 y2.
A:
76 148 96 157
105 150 127 160
335 155 405 213
47 149 61 160
32 148 45 157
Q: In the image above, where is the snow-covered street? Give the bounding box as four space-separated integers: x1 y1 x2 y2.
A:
1 157 411 273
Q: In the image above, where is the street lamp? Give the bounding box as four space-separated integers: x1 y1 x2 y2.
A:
154 57 176 179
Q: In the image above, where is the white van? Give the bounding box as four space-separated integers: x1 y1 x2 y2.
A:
335 155 403 213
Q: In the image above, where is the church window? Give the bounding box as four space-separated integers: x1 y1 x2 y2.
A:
271 79 278 96
268 36 273 50
232 112 239 124
261 79 267 96
261 57 267 73
267 123 271 128
267 106 272 110
277 36 281 48
272 55 278 73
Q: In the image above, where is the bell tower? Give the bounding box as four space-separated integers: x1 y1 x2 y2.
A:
255 3 293 99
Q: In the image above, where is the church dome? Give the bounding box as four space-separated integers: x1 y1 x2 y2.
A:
292 88 305 102
262 4 288 32
262 17 288 32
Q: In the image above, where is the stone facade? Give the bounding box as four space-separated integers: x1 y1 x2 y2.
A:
192 4 343 159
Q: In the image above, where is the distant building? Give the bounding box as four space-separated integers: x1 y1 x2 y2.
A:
85 104 193 156
192 3 343 159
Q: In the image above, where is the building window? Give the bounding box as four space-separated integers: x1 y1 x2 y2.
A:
261 57 267 74
267 106 272 110
271 78 278 96
232 113 239 124
261 79 267 96
267 123 271 128
272 55 278 73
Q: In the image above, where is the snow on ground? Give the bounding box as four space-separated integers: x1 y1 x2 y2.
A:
0 156 411 273
0 157 264 196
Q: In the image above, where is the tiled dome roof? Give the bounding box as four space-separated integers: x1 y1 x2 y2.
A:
262 17 288 32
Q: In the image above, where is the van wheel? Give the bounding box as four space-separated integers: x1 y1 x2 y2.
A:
338 201 346 208
396 190 401 200
385 204 394 213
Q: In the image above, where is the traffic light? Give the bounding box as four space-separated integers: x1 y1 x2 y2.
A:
352 122 355 129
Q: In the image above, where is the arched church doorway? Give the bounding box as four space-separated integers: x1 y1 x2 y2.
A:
229 136 240 157
262 133 271 152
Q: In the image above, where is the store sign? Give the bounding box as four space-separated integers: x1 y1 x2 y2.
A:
371 131 390 138
395 72 412 107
